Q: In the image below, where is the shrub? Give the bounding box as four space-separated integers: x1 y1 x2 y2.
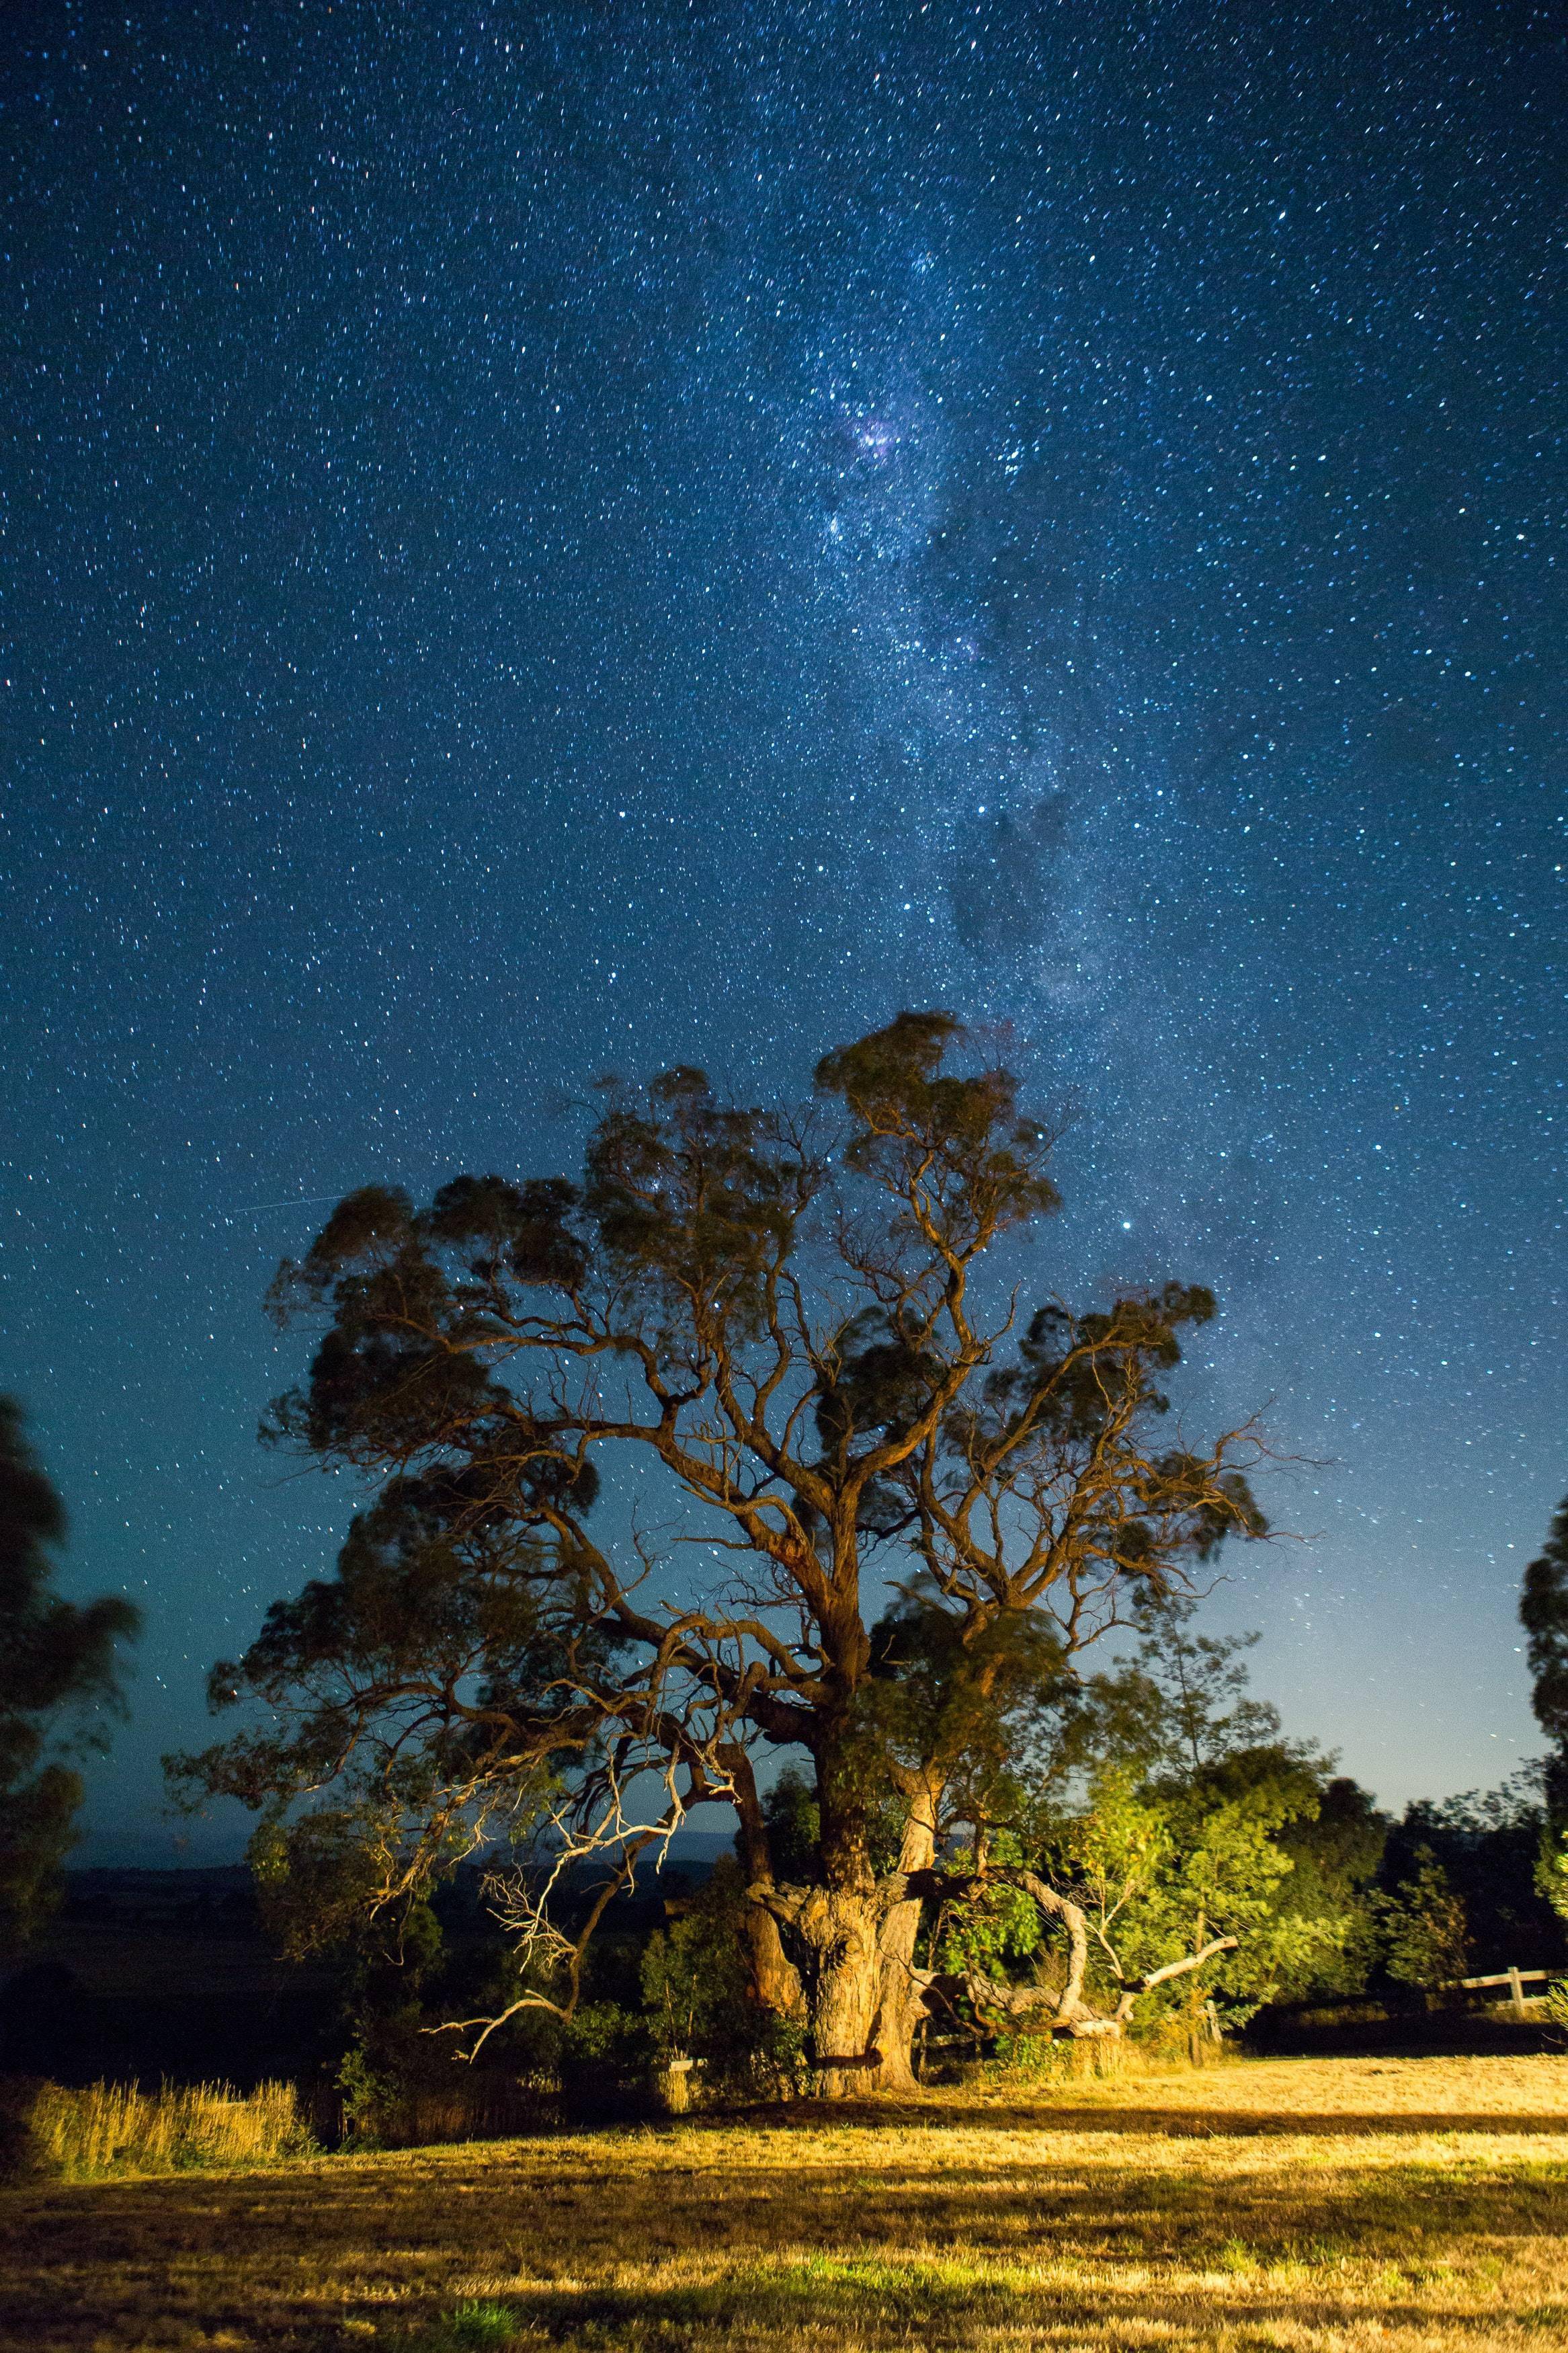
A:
638 1857 810 2102
556 2001 655 2122
330 2040 551 2150
1542 1979 1568 2048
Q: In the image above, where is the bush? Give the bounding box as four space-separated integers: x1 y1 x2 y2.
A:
331 2038 552 2150
556 2001 657 2122
638 1858 810 2103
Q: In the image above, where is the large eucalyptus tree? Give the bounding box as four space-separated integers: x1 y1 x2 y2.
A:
174 1013 1264 2091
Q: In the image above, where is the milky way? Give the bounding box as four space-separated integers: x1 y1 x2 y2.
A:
2 2 1563 1852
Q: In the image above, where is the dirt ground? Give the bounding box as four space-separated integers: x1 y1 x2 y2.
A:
4 2054 1567 2352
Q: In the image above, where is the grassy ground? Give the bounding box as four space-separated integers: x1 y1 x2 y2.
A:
3 2055 1567 2351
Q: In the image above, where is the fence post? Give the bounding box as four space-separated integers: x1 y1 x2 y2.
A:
1508 1967 1526 2019
657 2057 696 2114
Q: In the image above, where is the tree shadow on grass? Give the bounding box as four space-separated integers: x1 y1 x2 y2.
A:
3 2145 1568 2351
713 2093 1568 2139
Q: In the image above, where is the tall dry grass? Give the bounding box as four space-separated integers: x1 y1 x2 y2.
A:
23 2077 313 2180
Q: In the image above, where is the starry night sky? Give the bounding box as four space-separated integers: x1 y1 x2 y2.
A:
3 2 1563 1862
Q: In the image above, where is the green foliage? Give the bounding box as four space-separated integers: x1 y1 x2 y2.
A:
867 1586 1069 1830
1159 1763 1340 2020
1522 1496 1568 1823
936 1598 1370 2036
640 1861 753 2055
1082 1605 1353 2013
1543 1979 1568 2046
402 2303 522 2353
1374 1849 1471 1992
1053 1597 1287 1784
436 2305 522 2352
1538 1825 1568 1926
542 2000 655 2122
1044 1752 1335 2029
813 1009 1061 1233
1040 1763 1169 1984
1379 1780 1561 1976
558 1999 644 2065
762 1769 821 1882
248 1808 403 1960
639 1859 809 2095
932 1833 1046 1982
1274 1777 1390 1997
334 2042 401 2149
329 1892 452 2145
1521 1495 1568 1752
0 1398 140 1946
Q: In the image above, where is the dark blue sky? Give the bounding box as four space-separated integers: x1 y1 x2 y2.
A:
3 1 1563 1861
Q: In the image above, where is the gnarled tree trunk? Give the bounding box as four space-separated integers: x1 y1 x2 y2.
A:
952 1871 1239 2039
749 1784 942 2097
791 1882 886 2096
749 1763 910 2096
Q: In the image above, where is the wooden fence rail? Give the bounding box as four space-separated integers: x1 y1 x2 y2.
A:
1453 1966 1556 2017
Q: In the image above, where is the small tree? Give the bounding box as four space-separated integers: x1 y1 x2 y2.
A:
1378 1780 1562 1972
1 1398 140 1947
1274 1776 1389 1999
1540 1831 1568 1929
1522 1494 1568 1914
1521 1496 1568 1775
638 1858 801 2096
932 1599 1348 2054
171 1014 1264 2092
1375 1850 1471 1998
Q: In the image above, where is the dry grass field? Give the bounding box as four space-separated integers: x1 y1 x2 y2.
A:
4 2055 1568 2352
